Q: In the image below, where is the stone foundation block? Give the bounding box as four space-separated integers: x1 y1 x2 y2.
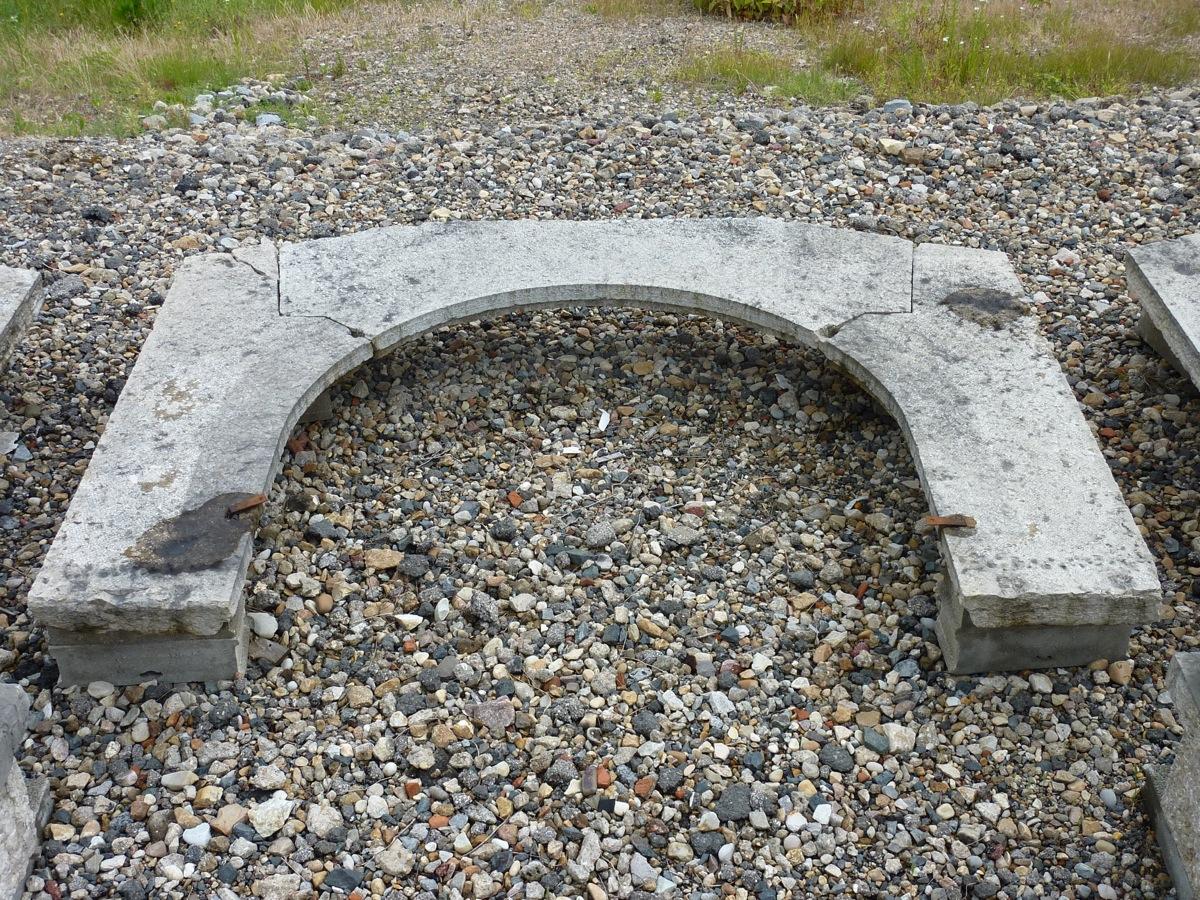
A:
0 265 42 369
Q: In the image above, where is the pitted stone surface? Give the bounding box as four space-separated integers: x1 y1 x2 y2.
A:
0 265 42 368
0 683 28 788
26 220 1160 682
0 684 47 900
1128 233 1200 388
1147 653 1199 899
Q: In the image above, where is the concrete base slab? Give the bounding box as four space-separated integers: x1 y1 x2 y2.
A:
25 221 1161 682
1137 313 1186 375
0 266 42 369
936 608 1129 674
1128 234 1200 389
49 598 248 685
1146 765 1196 900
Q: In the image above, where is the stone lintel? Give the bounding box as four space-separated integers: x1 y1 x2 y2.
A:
824 243 1160 671
25 243 371 651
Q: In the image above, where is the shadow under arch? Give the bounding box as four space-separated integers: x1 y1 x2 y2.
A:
286 299 922 656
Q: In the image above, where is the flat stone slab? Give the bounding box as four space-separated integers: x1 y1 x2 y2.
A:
1128 233 1200 388
280 218 913 348
0 265 43 368
1147 653 1199 899
26 220 1160 683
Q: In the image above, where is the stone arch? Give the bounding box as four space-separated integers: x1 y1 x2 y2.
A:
27 219 1160 684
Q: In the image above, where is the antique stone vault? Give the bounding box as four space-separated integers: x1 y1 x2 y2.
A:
26 219 1161 684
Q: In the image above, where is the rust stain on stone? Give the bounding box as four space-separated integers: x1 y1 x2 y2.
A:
125 492 262 574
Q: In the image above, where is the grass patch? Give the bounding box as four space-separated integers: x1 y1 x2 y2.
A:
0 0 366 135
510 0 546 19
691 0 856 22
676 38 856 103
684 0 1200 104
0 0 360 33
821 0 1200 104
584 0 685 20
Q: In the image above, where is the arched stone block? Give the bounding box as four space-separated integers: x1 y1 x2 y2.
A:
1128 233 1200 389
25 220 1160 684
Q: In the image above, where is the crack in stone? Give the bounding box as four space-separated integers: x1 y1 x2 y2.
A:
817 308 911 339
265 244 367 340
817 249 920 339
230 250 272 281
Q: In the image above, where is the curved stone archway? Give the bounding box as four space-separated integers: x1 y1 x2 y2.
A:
26 219 1160 684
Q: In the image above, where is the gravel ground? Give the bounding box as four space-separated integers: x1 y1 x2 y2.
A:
1 1 1200 897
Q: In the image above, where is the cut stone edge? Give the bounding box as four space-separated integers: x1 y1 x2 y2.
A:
0 266 43 369
0 684 49 900
1128 243 1200 389
1145 651 1200 900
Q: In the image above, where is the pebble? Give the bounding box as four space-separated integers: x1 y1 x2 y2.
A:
181 823 211 849
248 795 294 838
1029 672 1055 694
247 612 278 638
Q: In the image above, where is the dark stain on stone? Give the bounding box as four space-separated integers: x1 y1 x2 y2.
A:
1163 243 1200 278
125 492 262 574
940 288 1026 329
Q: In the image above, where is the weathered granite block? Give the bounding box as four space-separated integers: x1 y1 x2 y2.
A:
823 244 1161 673
0 684 49 900
26 243 370 683
1146 653 1199 899
1128 233 1200 389
0 265 42 368
0 684 27 788
25 221 1161 682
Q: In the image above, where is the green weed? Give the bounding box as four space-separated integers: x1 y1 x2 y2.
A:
676 36 856 103
822 0 1198 103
